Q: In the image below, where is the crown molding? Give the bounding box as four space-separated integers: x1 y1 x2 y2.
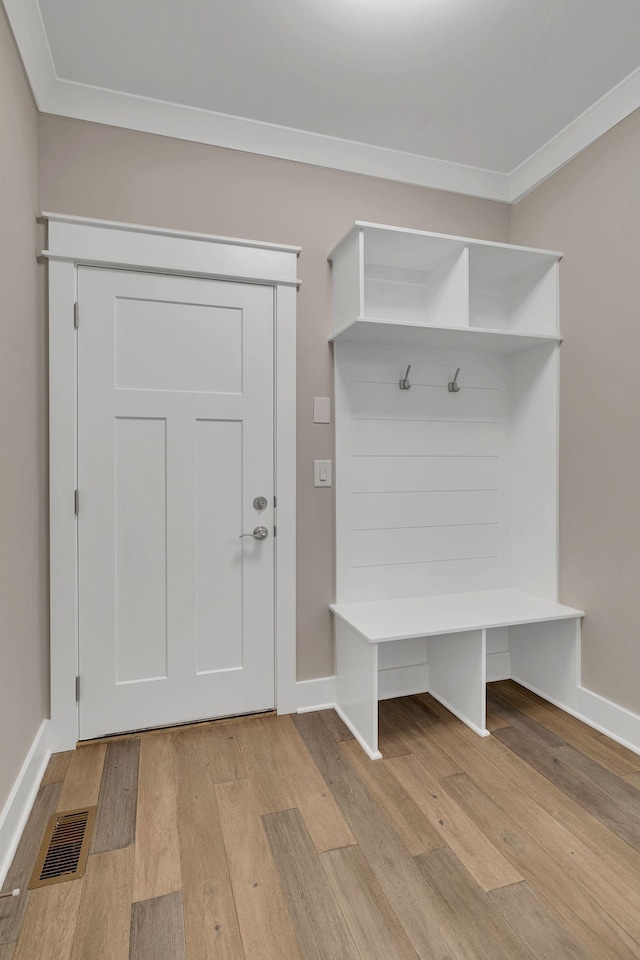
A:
508 63 640 202
43 78 511 202
5 0 640 206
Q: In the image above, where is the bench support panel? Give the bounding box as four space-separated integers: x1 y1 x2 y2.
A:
428 629 489 736
510 617 580 710
335 620 381 759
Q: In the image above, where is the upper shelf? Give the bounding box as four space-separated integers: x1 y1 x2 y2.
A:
330 222 561 341
329 317 562 353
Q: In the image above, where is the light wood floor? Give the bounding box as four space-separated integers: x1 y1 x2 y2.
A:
3 681 640 959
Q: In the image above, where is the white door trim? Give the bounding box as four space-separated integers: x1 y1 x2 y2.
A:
44 213 300 751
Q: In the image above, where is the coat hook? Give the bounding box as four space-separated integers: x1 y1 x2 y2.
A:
399 364 412 391
448 368 461 393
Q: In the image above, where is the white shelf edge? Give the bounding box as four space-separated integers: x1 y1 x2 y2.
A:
328 222 564 262
328 317 563 347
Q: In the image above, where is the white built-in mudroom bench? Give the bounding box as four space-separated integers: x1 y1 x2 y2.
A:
329 222 584 759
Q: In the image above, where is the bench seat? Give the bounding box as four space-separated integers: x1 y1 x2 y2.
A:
330 588 584 758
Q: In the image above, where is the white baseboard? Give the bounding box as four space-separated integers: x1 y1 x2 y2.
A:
295 676 336 713
0 720 50 887
576 686 640 755
514 676 640 757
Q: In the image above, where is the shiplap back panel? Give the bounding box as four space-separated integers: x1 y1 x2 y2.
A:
335 341 510 603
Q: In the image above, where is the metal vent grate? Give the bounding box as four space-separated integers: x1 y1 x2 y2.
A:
29 806 96 889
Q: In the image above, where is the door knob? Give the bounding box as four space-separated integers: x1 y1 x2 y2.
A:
239 526 269 541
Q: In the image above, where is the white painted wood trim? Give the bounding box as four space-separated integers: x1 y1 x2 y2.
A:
49 259 79 753
41 217 300 287
0 721 50 887
328 222 563 262
42 80 510 203
46 214 299 750
42 213 301 253
295 676 337 713
12 0 640 203
274 283 298 716
508 64 640 201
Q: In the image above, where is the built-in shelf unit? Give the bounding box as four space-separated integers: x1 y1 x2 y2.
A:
328 222 583 758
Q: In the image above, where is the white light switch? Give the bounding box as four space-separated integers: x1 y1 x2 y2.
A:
314 460 332 487
314 397 331 424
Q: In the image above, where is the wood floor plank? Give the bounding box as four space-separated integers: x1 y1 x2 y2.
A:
485 704 510 731
129 891 186 960
457 755 640 941
396 697 468 771
386 752 522 891
91 740 139 853
441 771 639 960
410 703 640 938
488 881 592 960
175 728 244 960
293 711 492 960
491 682 640 776
491 682 600 738
380 699 463 778
58 744 106 811
200 722 248 783
414 847 535 960
264 716 355 853
0 782 61 944
234 718 297 814
41 752 72 786
555 741 640 812
13 880 83 960
318 710 354 742
493 720 640 849
624 771 640 790
70 847 133 960
216 778 301 960
594 733 640 768
411 698 640 917
261 807 361 960
376 701 413 758
340 739 445 856
321 844 419 960
133 734 181 903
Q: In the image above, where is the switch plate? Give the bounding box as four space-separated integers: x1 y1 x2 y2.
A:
314 460 332 487
313 397 331 424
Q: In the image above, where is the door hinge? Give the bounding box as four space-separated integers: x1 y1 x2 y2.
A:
74 489 79 515
274 525 277 538
274 495 277 508
75 676 80 702
74 302 79 329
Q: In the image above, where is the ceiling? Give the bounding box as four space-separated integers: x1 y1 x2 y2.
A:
6 0 640 201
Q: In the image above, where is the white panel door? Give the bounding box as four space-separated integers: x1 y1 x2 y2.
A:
77 267 275 739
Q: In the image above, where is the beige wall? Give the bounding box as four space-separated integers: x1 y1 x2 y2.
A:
0 9 48 809
511 110 640 713
38 115 509 681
